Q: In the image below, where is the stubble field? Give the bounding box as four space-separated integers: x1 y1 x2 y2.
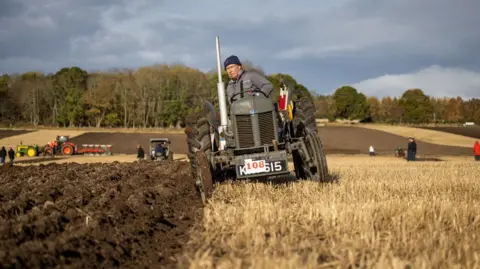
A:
0 127 479 269
180 156 480 269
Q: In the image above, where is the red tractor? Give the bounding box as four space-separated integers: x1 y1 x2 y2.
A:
43 135 77 156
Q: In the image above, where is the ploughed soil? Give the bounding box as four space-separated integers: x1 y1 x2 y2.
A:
0 160 202 269
317 126 474 156
0 130 35 139
70 132 188 155
418 126 480 139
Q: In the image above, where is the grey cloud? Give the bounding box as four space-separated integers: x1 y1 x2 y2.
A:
0 0 479 98
0 0 26 17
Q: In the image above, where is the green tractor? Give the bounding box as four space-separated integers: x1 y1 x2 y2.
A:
185 37 329 203
16 142 42 157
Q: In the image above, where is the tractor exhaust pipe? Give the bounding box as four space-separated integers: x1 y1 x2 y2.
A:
216 36 228 150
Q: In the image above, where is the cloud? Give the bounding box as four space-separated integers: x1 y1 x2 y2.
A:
0 0 479 99
351 65 480 99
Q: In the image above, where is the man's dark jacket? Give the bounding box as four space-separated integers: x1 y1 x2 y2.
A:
408 141 417 153
7 148 14 160
137 147 144 158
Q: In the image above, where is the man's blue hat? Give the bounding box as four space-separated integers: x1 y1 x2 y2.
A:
224 55 242 70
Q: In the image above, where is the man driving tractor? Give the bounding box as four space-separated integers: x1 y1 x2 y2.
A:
224 55 274 104
155 142 165 158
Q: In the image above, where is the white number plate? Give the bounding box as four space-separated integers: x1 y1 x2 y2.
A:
238 159 284 176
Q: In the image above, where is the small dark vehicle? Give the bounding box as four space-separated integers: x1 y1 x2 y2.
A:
149 138 173 161
185 37 330 203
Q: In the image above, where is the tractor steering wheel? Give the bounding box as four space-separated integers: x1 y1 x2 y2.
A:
230 89 268 104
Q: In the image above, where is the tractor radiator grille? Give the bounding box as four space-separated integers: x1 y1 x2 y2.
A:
235 115 255 148
258 111 275 145
235 111 276 148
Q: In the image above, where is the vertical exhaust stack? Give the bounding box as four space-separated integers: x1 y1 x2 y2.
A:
216 36 228 150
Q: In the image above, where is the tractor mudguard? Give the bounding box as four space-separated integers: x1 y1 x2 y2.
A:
202 101 218 129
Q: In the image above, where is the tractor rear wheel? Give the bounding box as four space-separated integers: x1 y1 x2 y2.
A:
292 96 317 137
27 147 36 157
291 96 329 181
185 113 215 202
62 145 74 155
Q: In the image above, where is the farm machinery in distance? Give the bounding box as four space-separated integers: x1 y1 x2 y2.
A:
149 138 174 161
16 135 113 157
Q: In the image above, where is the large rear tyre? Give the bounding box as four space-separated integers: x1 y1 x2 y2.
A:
291 96 329 181
185 113 216 202
27 147 37 157
292 96 317 137
62 145 74 155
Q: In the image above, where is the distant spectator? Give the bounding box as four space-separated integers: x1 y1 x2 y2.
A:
0 146 6 164
369 145 375 156
137 144 145 161
7 147 15 164
407 137 417 161
474 140 480 161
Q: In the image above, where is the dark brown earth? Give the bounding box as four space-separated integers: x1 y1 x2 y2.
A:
317 126 473 156
418 126 480 139
0 130 35 139
70 132 187 155
0 160 202 269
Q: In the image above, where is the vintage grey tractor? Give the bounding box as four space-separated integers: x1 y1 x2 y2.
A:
149 138 173 161
185 37 329 203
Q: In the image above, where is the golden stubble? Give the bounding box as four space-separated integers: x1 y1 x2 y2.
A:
180 156 480 269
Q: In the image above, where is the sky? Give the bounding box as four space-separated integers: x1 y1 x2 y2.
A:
1 0 479 99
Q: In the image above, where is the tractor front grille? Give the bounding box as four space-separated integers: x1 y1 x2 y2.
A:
258 111 275 145
235 115 255 148
235 111 276 148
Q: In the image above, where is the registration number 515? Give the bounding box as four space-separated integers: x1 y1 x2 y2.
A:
238 159 283 175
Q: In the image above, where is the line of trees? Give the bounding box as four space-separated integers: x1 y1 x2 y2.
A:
0 62 311 128
317 86 480 124
0 63 478 128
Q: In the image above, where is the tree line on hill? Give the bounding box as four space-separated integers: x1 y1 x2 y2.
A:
317 86 480 125
0 63 478 128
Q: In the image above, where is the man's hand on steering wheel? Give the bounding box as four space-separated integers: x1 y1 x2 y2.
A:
230 89 268 103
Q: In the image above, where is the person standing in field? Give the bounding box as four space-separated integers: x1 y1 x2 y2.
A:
137 144 145 161
474 140 480 161
407 137 417 161
369 145 375 156
7 147 15 165
0 146 6 164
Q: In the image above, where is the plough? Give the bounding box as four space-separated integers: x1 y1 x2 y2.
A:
17 135 114 157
